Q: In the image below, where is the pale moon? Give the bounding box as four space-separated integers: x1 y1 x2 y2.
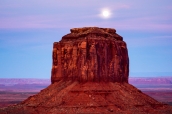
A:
101 9 111 18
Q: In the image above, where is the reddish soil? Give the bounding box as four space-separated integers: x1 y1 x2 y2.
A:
143 91 172 105
0 92 37 108
0 81 172 114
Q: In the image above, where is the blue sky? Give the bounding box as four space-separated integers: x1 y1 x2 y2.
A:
0 0 172 78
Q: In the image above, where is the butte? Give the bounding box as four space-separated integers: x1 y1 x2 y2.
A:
0 27 172 114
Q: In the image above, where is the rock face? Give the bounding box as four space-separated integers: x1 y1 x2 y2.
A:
51 27 129 83
0 27 172 114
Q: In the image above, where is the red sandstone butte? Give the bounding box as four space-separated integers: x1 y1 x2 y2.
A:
51 27 129 83
0 27 172 114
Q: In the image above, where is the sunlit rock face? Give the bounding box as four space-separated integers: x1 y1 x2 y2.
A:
51 27 129 83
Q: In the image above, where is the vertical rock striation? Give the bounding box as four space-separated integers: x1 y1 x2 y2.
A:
51 27 129 83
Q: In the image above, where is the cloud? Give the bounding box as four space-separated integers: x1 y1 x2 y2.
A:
0 0 132 29
1 14 171 33
0 0 172 32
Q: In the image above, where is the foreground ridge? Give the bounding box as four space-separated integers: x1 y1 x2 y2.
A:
0 81 172 113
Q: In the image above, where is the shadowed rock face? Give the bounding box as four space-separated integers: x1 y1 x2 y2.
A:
51 27 129 83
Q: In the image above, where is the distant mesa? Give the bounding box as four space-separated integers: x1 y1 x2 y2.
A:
129 77 172 85
0 27 172 114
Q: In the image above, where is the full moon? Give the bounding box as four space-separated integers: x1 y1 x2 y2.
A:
101 9 111 18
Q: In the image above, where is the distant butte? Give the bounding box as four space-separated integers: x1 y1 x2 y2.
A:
0 27 172 114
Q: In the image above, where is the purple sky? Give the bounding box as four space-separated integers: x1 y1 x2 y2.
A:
0 0 172 78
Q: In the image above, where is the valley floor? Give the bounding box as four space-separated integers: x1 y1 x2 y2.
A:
0 84 172 108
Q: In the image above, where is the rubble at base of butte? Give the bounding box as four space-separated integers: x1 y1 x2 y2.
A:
0 27 172 114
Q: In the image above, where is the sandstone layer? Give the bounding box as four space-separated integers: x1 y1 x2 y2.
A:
51 27 129 83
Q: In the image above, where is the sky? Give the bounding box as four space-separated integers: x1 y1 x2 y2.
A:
0 0 172 79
